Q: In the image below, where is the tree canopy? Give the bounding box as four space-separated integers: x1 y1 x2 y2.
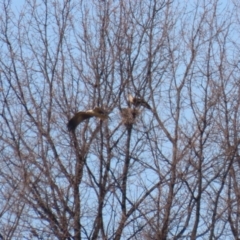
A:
0 0 240 239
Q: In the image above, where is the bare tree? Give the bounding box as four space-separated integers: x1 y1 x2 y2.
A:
0 0 240 239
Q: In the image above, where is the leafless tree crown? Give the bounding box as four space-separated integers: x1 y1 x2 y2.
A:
0 0 240 239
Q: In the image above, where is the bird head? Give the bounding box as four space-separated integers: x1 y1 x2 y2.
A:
128 94 134 103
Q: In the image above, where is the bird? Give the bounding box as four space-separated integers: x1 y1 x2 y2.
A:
128 94 151 109
67 107 109 131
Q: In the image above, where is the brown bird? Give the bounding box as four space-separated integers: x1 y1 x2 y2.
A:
67 107 109 131
128 94 151 109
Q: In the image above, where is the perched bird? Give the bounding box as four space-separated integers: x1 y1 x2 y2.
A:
128 94 151 109
67 107 109 131
120 108 140 125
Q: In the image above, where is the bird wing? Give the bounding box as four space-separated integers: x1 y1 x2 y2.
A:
140 100 151 109
67 111 94 131
134 98 151 109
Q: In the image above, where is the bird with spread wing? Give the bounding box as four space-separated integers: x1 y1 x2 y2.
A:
67 107 109 131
